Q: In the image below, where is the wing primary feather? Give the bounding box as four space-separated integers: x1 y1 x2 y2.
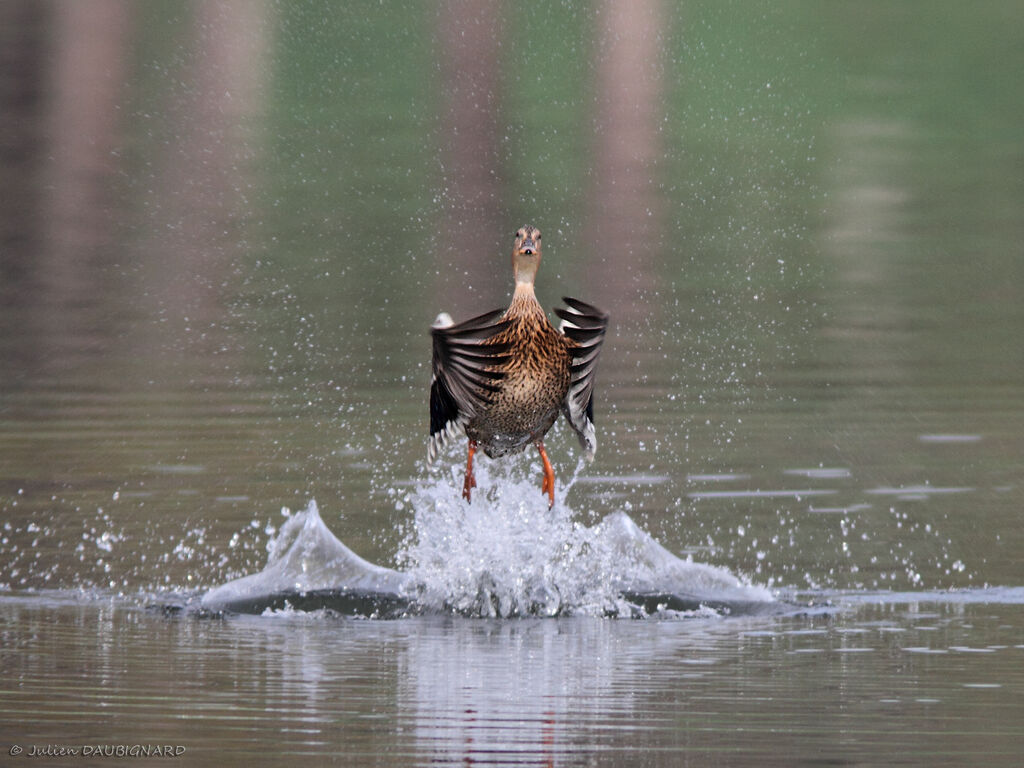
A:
554 296 609 461
428 306 508 463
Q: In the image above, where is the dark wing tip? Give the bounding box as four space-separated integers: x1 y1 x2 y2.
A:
560 296 609 320
429 306 509 462
555 297 607 461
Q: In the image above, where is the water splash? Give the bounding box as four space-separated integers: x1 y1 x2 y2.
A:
203 463 774 618
201 500 411 615
397 462 772 616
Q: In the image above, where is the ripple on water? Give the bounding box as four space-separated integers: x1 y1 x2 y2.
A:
687 489 838 500
918 434 983 443
783 468 852 479
865 485 974 496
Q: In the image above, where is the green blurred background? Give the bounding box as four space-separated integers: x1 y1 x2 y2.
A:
1 0 1022 594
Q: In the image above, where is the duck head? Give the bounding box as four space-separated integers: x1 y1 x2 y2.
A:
512 225 542 286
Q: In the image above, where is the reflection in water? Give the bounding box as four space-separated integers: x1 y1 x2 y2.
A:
42 0 131 274
586 0 664 326
131 0 270 355
2 1 133 377
823 115 915 390
435 0 506 308
398 619 632 763
1 1 271 382
2 594 1022 766
0 2 46 281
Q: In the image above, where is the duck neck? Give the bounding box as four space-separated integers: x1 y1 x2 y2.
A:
513 259 538 287
509 279 544 318
513 278 536 298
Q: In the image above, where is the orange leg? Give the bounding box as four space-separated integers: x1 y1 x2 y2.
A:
462 439 478 502
536 440 555 508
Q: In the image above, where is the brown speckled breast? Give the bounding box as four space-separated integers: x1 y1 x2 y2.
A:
466 294 571 458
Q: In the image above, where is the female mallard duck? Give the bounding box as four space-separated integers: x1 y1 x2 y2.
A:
428 225 609 507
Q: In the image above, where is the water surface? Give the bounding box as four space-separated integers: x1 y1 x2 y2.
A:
3 592 1023 766
1 0 1023 765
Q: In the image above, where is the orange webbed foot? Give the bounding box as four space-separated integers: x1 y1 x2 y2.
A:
462 439 478 503
536 441 555 509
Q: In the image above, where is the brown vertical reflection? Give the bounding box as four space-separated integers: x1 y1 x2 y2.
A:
0 1 47 292
135 0 270 359
585 0 664 327
42 0 130 262
33 0 132 369
434 0 506 310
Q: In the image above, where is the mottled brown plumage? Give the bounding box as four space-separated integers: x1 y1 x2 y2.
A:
429 225 608 507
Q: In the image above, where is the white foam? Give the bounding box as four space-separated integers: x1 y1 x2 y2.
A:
202 466 774 618
201 500 411 611
397 462 772 617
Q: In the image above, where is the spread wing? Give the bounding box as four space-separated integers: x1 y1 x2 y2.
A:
554 297 609 461
428 309 510 464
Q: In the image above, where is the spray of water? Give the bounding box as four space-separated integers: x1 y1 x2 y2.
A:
203 458 774 618
397 461 629 617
